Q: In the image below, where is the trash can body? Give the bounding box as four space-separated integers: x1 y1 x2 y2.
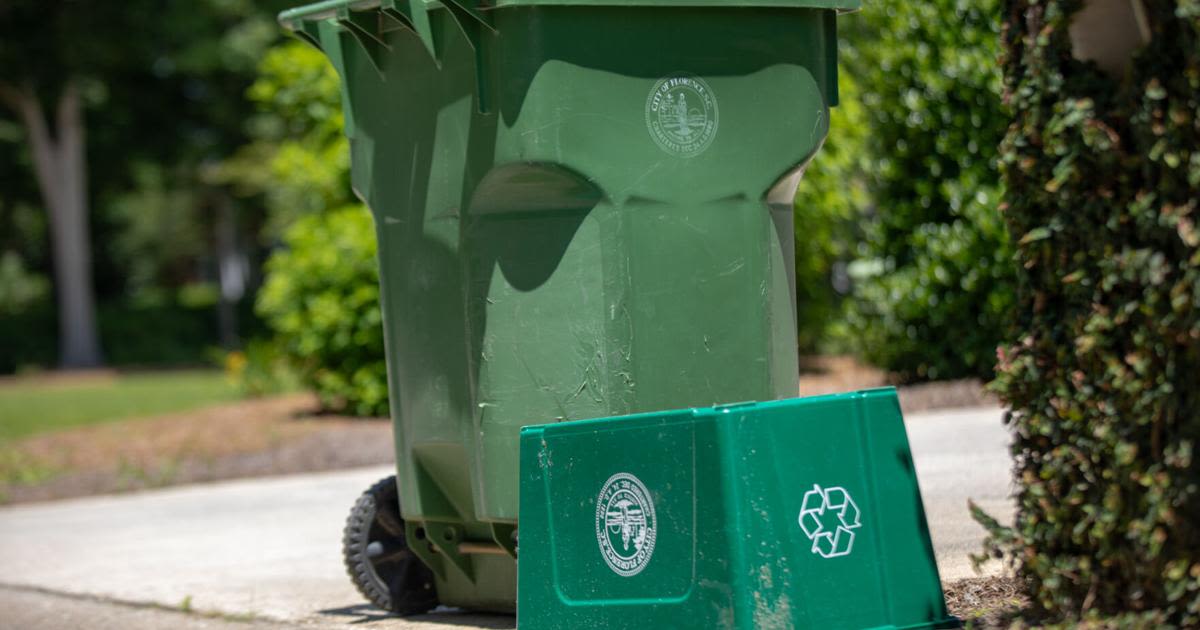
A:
282 0 854 611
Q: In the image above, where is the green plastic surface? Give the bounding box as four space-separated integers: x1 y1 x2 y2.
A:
519 388 959 629
280 0 861 28
285 0 847 611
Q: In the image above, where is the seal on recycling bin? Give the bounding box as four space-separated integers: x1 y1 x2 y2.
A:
595 472 658 577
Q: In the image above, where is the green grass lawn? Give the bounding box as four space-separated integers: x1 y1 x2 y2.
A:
0 370 242 442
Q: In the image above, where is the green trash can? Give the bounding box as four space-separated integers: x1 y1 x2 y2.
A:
279 0 872 616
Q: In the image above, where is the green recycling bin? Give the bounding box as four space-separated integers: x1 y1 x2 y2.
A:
519 388 958 629
279 0 891 617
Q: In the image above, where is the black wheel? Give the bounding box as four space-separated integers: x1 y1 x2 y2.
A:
342 476 438 615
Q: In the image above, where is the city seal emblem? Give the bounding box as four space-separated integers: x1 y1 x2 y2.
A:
645 74 718 157
595 472 657 577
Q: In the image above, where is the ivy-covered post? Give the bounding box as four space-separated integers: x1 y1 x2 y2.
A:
977 0 1200 624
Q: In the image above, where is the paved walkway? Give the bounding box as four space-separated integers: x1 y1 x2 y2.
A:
0 406 1012 628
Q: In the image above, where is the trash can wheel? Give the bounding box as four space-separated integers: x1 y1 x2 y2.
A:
342 476 438 615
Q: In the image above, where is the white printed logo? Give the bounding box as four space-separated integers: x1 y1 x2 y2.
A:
798 484 862 559
645 74 718 157
595 472 657 576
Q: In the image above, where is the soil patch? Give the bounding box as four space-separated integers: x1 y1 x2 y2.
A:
944 576 1027 628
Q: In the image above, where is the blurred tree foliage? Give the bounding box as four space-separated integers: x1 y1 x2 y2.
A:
248 0 1016 412
257 207 387 416
796 0 1015 380
791 72 869 353
0 0 294 371
222 41 385 414
977 0 1200 624
212 40 351 237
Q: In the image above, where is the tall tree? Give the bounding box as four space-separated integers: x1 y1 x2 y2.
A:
0 0 290 368
0 2 175 367
0 1 107 367
0 81 96 366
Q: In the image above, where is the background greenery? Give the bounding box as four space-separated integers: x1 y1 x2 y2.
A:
794 0 1015 380
218 41 387 414
0 0 294 371
977 0 1200 625
0 0 1030 406
257 206 386 416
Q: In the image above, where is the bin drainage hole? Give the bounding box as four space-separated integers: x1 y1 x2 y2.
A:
414 527 426 540
443 529 455 541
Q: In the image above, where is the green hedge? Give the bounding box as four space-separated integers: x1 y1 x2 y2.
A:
256 206 388 416
791 69 868 353
978 0 1200 624
0 297 233 373
814 0 1015 380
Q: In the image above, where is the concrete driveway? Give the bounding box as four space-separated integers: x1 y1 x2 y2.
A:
0 406 1012 629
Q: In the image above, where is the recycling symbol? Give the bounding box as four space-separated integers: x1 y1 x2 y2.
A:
798 484 862 559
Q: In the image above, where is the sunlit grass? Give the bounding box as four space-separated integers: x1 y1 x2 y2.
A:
0 370 241 442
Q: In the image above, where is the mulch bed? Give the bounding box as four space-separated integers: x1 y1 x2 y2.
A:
945 576 1027 628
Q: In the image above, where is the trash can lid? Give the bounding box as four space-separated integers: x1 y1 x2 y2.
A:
492 0 859 7
281 0 860 26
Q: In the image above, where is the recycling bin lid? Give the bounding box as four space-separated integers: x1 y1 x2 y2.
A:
281 0 861 26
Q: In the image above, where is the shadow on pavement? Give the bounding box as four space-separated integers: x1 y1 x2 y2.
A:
318 604 516 628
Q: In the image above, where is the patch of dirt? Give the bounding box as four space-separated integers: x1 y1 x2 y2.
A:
798 355 997 414
944 576 1027 628
0 368 121 389
0 393 393 505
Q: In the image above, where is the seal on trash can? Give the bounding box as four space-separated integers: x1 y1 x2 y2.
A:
595 472 658 576
645 74 719 158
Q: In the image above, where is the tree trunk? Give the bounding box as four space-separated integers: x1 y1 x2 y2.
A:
213 191 245 350
0 81 103 369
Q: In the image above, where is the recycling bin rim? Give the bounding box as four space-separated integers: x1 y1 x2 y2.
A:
280 0 861 28
518 386 900 437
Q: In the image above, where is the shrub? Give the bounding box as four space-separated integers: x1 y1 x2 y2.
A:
979 0 1200 624
216 40 350 238
226 41 387 415
792 68 871 353
256 206 388 416
223 339 301 397
833 0 1015 380
97 298 220 366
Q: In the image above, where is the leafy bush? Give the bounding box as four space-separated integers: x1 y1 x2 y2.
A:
845 187 1013 380
215 40 351 238
223 41 388 415
0 303 55 373
256 206 387 416
0 251 55 372
223 339 301 397
97 298 221 366
792 70 868 353
978 0 1200 624
0 251 48 316
827 0 1015 380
